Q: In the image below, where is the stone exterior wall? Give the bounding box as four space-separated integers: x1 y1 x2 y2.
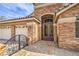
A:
56 4 79 50
57 17 79 50
59 4 79 19
34 3 64 20
33 4 64 42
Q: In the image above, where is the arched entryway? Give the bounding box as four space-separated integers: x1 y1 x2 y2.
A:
41 14 53 41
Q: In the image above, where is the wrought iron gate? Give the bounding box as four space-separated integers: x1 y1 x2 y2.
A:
5 35 28 56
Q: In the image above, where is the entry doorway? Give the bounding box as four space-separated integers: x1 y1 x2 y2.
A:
41 14 53 41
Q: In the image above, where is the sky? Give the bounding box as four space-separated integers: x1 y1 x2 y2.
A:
0 3 34 20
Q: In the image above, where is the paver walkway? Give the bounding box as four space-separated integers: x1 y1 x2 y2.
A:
1 39 79 56
13 40 53 56
54 46 79 56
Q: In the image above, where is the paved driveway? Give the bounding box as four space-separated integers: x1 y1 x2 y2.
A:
13 40 53 56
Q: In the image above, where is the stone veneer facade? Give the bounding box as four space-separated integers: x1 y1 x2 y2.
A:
34 3 64 20
57 17 77 50
57 4 79 50
33 3 65 42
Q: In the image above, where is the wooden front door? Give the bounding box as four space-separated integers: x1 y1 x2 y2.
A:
42 19 53 41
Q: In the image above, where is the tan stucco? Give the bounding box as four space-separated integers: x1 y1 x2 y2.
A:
0 18 40 45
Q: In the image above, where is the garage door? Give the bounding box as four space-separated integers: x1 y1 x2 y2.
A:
15 27 28 36
0 28 11 40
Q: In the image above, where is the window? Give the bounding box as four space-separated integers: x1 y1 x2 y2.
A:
76 17 79 38
44 25 48 36
44 19 53 37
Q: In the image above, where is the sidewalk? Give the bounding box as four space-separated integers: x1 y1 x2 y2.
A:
13 40 53 56
54 47 79 56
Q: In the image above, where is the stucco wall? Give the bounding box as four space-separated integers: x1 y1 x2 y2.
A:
0 19 40 45
57 17 79 50
28 22 40 45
